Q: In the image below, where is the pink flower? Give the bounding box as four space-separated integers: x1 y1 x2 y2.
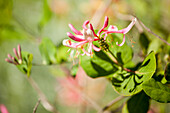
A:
63 16 109 57
0 104 9 113
63 16 136 58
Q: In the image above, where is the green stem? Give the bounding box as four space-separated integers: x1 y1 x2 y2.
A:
107 49 135 73
107 49 119 64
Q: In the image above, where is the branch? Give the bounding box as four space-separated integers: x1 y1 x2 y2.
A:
27 76 59 113
115 12 170 46
98 96 125 113
33 99 41 113
137 17 170 46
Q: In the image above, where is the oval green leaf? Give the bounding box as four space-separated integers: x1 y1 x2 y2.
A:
81 50 118 78
122 91 150 113
112 51 156 96
142 78 170 103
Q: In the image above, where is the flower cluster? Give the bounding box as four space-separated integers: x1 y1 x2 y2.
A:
5 45 22 65
63 16 136 58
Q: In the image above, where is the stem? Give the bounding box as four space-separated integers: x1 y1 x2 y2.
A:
107 49 136 73
107 49 118 64
98 96 125 113
27 76 59 113
33 99 41 113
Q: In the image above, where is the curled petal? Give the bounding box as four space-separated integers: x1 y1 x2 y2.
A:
63 39 88 48
89 24 98 37
113 18 136 34
82 20 89 29
98 16 109 35
121 18 136 34
67 32 85 42
68 24 83 35
94 38 100 41
92 44 101 51
103 34 107 40
116 35 126 46
103 16 109 28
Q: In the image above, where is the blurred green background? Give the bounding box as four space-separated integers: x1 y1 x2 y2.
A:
0 0 170 113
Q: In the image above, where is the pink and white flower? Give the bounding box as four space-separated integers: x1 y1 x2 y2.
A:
63 16 136 58
63 16 109 57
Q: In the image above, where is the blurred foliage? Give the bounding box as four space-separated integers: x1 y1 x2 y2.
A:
0 0 170 113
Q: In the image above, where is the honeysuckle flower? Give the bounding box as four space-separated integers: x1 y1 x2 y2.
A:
63 16 109 57
103 18 136 46
5 45 22 65
63 16 136 58
0 104 9 113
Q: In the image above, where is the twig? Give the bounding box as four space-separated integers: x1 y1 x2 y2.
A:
115 12 170 46
33 99 41 113
137 17 170 46
98 96 125 113
27 76 59 113
91 0 114 28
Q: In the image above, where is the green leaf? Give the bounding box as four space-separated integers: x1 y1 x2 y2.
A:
81 50 118 78
139 33 150 55
16 52 33 77
147 39 162 54
165 63 170 83
111 51 156 96
107 34 133 65
142 78 170 103
39 38 57 65
39 0 52 30
122 91 150 113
